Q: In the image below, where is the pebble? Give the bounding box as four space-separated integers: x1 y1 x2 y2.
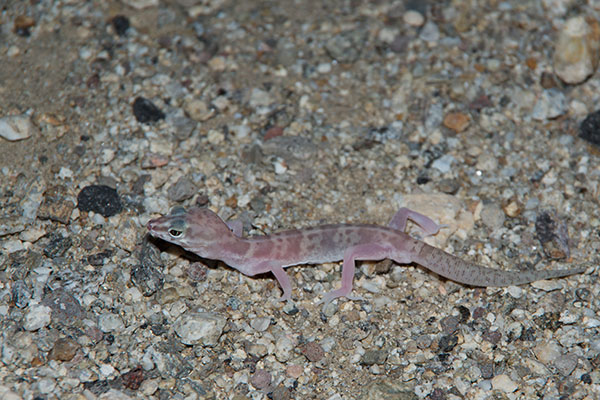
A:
167 176 197 202
250 316 271 332
131 263 164 296
23 304 52 331
132 96 165 123
184 99 214 121
480 203 505 230
535 210 570 259
531 89 567 120
431 154 455 174
110 15 130 37
250 369 272 390
249 88 274 108
173 312 226 346
554 353 578 376
42 290 84 325
275 335 294 362
43 232 73 258
534 340 563 364
38 378 56 394
404 10 425 27
48 338 80 361
443 112 470 133
419 21 440 42
0 114 38 141
491 374 518 393
300 341 325 362
553 16 600 84
98 313 125 332
579 109 600 146
77 185 123 217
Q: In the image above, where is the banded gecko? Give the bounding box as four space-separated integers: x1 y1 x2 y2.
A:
147 207 585 304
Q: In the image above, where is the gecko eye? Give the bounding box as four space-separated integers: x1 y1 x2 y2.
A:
167 219 187 238
168 228 183 237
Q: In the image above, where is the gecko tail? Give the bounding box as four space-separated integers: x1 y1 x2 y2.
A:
412 243 585 287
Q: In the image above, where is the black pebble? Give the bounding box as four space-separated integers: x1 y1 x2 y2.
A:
77 185 122 217
132 97 165 123
44 233 73 258
580 110 600 146
111 15 130 37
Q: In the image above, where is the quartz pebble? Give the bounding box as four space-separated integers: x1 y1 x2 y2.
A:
554 16 600 84
0 114 38 141
23 304 52 331
173 312 226 346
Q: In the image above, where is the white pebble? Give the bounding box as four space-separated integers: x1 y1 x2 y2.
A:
173 312 226 346
97 313 125 332
23 304 52 331
404 10 425 27
491 374 518 393
0 114 38 141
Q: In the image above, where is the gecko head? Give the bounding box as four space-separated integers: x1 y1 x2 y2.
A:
147 207 231 254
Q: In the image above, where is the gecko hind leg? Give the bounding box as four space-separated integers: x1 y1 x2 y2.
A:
388 207 446 237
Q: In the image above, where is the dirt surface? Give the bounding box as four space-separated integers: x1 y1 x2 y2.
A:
1 0 599 399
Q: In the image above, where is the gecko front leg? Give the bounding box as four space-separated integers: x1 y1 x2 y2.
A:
388 207 445 237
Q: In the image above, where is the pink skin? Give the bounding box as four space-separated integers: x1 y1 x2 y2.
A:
147 207 585 305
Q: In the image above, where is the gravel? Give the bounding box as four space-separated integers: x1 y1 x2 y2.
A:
0 0 598 399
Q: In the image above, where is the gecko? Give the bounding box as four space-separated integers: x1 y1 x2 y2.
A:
146 206 585 305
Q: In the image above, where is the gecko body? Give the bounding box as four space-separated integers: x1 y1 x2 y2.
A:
147 207 585 304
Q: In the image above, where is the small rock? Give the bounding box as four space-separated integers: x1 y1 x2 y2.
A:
531 279 564 292
531 89 567 120
250 369 272 390
98 313 125 332
42 289 84 325
535 210 570 259
184 99 214 121
0 114 38 141
250 317 271 332
121 366 144 390
579 109 600 146
553 16 600 84
167 176 197 202
23 304 52 331
554 353 578 376
134 243 165 296
77 185 122 217
360 350 388 366
300 341 324 362
326 29 368 63
43 233 73 258
132 97 165 123
110 15 130 36
480 203 505 230
249 88 274 108
534 340 563 364
438 335 458 353
491 374 518 393
38 378 56 394
419 21 440 42
13 15 35 37
275 335 294 362
431 154 455 174
12 280 32 308
173 312 226 346
439 315 460 334
48 338 80 361
443 112 470 132
404 10 425 27
37 185 75 224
